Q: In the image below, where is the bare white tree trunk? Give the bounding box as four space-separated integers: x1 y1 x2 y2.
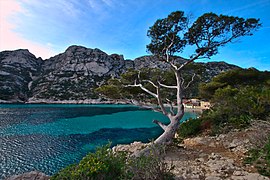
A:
130 68 189 157
127 67 191 145
125 43 202 147
154 69 185 144
154 116 182 144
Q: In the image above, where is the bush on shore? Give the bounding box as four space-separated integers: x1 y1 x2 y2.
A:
51 143 174 180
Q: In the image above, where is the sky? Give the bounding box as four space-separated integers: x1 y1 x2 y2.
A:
0 0 270 70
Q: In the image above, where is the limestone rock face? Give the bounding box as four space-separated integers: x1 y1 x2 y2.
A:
0 49 42 102
31 45 131 101
43 46 128 76
0 45 239 103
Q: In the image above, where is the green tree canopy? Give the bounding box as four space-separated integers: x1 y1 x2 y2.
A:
199 68 270 100
98 10 261 146
148 11 261 60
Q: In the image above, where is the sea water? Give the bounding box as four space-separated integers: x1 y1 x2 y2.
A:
0 104 197 179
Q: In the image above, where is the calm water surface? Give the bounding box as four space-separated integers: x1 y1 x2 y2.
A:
0 104 197 179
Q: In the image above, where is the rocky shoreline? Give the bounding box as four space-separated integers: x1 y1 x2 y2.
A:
5 121 270 180
114 120 270 180
0 98 128 105
0 100 204 114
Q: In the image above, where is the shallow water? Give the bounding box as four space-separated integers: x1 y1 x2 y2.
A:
0 104 197 179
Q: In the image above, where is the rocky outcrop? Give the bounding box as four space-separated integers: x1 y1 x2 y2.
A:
113 141 147 153
134 56 239 82
5 171 49 180
30 45 133 101
0 49 42 102
0 45 239 103
114 121 270 179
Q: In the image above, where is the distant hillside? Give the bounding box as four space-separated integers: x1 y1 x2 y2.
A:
0 45 239 103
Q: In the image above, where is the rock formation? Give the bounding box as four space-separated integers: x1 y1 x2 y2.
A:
0 49 42 102
0 45 239 103
5 171 49 180
30 45 133 101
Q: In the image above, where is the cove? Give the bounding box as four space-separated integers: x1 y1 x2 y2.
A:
0 104 197 179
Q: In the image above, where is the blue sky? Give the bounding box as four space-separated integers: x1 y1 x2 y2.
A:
0 0 270 70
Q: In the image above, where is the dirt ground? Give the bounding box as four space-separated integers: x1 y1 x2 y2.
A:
164 120 270 179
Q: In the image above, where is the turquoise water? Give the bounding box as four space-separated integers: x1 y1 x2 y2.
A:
0 104 197 179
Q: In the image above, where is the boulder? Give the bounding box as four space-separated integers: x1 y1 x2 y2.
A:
5 171 49 180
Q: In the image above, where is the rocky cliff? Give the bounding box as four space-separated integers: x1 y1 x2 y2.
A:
29 45 133 101
0 49 42 102
0 45 239 103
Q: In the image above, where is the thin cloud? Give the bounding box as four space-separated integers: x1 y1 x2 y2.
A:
87 0 112 18
88 0 99 9
0 0 56 59
88 0 104 15
88 0 116 8
19 0 81 18
224 0 270 14
57 0 81 18
101 0 114 7
87 0 121 13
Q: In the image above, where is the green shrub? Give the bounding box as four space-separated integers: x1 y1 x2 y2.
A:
51 143 175 180
198 69 270 134
198 85 270 134
177 118 202 139
228 115 251 129
124 154 174 180
244 136 270 177
124 145 174 180
50 164 77 180
51 143 127 180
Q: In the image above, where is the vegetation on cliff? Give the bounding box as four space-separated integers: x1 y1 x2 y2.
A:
176 68 270 138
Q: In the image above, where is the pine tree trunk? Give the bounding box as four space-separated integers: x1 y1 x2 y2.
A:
133 114 184 157
154 114 184 144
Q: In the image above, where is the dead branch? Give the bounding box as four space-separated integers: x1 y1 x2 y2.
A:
125 84 158 98
156 85 168 116
166 98 175 116
142 79 158 88
153 119 167 131
184 73 196 89
158 81 177 89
